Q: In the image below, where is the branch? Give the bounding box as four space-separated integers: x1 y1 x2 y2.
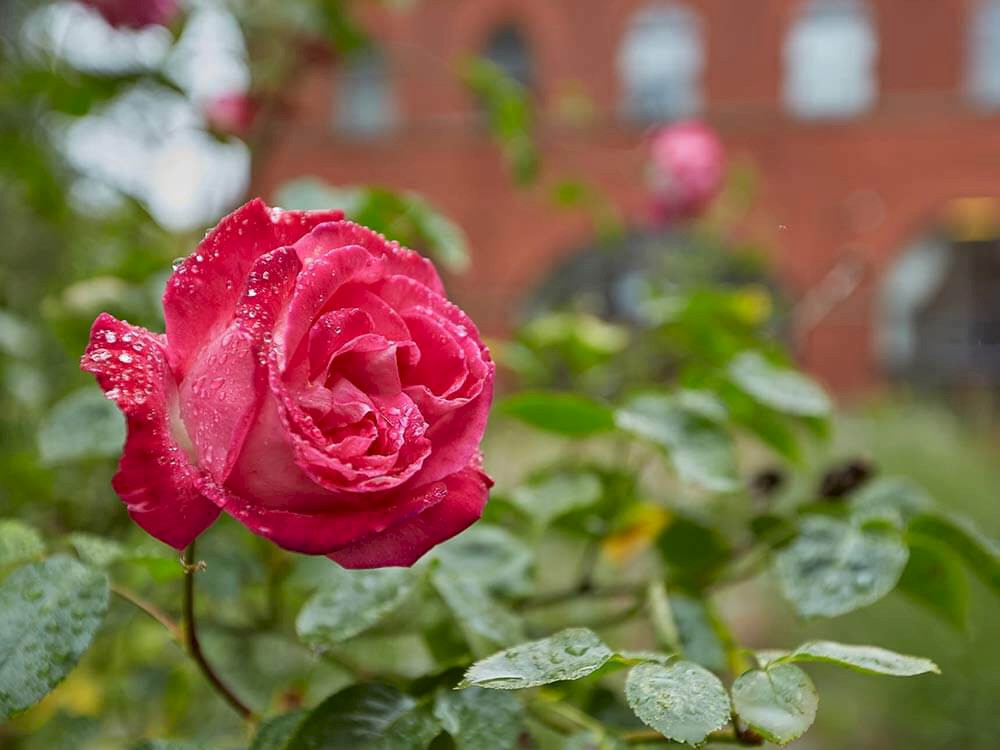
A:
110 583 182 644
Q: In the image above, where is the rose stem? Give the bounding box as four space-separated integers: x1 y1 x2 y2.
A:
182 542 256 722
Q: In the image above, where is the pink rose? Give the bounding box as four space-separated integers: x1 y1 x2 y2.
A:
79 0 179 29
81 199 494 568
204 93 259 137
648 120 726 226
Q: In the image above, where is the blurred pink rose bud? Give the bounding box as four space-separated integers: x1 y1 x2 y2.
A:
648 120 726 226
79 0 179 29
204 93 259 137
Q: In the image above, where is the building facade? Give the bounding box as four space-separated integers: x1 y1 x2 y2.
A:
257 0 1000 394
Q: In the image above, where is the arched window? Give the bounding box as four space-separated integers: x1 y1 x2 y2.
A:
334 45 396 136
618 4 704 123
483 24 534 89
783 0 877 119
967 0 1000 108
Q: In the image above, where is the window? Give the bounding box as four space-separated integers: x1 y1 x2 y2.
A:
618 4 704 123
783 0 877 119
483 25 534 89
879 214 1000 386
334 45 396 136
968 0 1000 108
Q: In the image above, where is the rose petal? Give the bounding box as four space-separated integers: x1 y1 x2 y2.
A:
178 246 302 482
327 464 492 569
292 219 444 296
307 308 375 381
81 313 219 549
199 471 451 556
411 381 493 486
401 311 468 397
278 240 381 371
164 198 342 378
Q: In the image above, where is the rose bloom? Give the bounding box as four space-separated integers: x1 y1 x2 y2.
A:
648 120 725 226
204 93 259 137
80 0 178 29
82 200 494 568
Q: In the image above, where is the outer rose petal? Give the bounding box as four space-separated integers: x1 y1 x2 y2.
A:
328 465 492 569
81 313 219 549
198 472 450 556
164 199 342 378
178 246 302 482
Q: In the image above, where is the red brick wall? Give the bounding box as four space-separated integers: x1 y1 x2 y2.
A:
257 0 1000 394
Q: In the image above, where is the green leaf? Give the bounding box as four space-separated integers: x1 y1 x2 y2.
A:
731 664 818 745
296 568 417 648
616 393 738 492
773 640 939 676
285 684 441 750
462 58 538 186
37 388 124 464
460 628 613 689
647 581 680 652
434 687 522 749
624 661 731 746
431 566 525 650
850 477 933 526
497 391 615 436
727 352 831 417
132 742 214 750
774 515 908 618
897 535 968 629
274 179 470 272
669 593 727 672
0 519 45 568
907 512 1000 595
67 533 126 568
657 515 732 586
250 712 307 750
510 471 603 529
432 525 535 598
674 390 728 422
0 556 109 720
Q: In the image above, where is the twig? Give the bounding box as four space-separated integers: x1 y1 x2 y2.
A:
518 583 643 611
182 543 256 722
110 583 182 643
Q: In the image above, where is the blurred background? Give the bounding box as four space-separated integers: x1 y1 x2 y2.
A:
2 0 999 748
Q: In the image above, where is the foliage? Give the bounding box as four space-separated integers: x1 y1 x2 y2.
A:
1 2 998 750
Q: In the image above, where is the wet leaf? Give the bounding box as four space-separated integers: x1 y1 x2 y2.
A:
731 664 817 745
0 556 109 720
624 661 730 746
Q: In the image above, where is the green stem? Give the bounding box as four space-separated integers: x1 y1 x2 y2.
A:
621 728 760 746
182 543 256 722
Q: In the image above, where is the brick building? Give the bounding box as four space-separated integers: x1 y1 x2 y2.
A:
258 0 1000 394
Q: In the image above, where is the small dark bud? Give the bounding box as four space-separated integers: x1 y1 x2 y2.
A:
818 457 876 499
750 467 786 499
737 727 766 745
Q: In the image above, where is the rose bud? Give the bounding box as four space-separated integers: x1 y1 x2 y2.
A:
79 0 179 29
647 120 726 226
204 93 259 137
81 199 495 568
